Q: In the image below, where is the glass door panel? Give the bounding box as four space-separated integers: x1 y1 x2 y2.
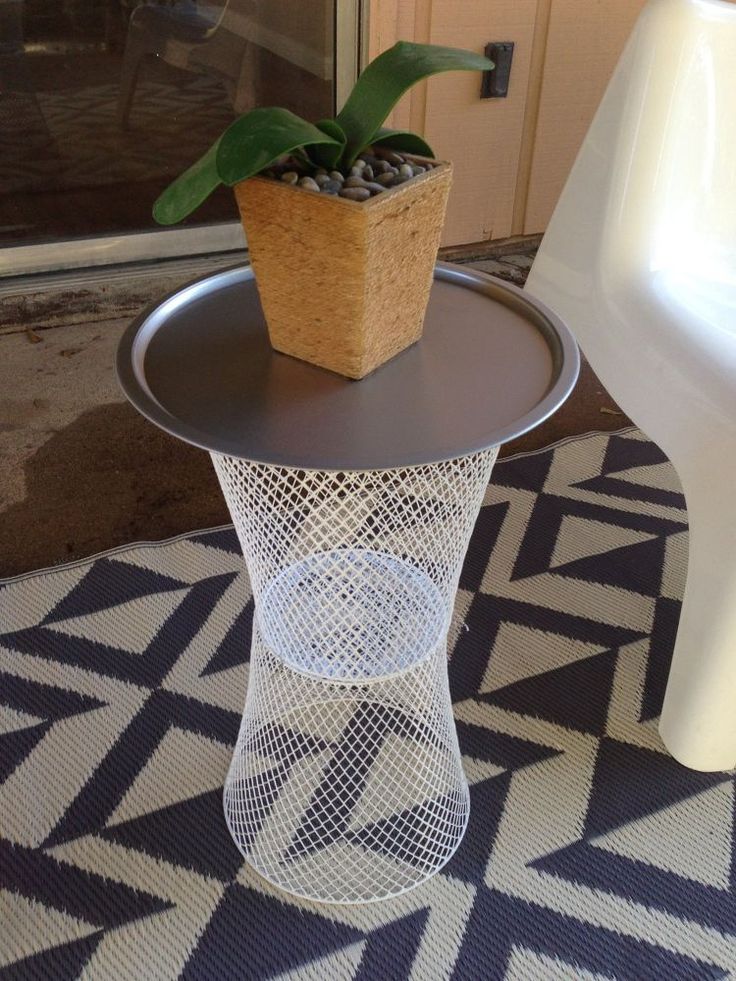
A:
0 0 336 250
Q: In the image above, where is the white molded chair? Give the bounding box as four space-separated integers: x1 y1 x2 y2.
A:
526 0 736 771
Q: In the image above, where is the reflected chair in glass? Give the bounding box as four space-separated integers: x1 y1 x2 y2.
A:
116 0 332 128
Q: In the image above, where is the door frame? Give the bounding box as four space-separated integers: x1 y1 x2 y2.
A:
1 0 364 279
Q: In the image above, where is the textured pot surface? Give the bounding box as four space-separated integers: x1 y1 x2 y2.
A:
234 159 452 379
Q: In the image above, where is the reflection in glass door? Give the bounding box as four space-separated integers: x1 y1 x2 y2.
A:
0 0 340 260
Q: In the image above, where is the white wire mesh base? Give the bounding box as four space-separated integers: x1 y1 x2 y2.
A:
259 549 446 680
212 448 498 903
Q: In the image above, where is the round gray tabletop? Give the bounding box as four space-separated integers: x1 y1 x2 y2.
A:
117 262 579 471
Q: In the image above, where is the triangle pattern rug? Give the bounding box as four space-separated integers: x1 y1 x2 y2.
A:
1 428 734 979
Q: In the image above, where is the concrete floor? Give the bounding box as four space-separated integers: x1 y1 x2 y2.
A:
0 240 629 578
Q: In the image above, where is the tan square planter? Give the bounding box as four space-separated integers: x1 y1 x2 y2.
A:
233 157 452 379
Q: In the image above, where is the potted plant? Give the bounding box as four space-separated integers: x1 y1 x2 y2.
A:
153 42 493 379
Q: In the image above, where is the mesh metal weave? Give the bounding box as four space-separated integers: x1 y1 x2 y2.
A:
212 449 498 903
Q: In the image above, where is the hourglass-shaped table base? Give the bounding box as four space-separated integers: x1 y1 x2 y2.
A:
213 450 497 903
117 262 579 903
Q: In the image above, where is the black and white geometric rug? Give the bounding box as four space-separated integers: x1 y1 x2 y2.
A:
1 429 734 979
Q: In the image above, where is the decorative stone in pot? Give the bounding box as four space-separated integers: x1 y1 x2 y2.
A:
152 42 492 379
235 156 452 379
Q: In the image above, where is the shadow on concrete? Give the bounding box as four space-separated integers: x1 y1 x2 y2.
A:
0 359 630 577
0 402 228 577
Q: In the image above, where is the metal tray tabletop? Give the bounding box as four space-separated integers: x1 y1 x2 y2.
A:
117 261 579 471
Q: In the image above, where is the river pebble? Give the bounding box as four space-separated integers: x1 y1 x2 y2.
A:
374 148 404 165
339 186 371 201
265 149 438 199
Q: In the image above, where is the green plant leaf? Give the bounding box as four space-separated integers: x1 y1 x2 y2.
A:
152 107 342 224
309 119 347 169
153 141 222 226
217 107 341 186
370 127 435 159
336 41 493 166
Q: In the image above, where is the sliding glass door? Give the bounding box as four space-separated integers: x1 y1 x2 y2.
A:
1 0 358 274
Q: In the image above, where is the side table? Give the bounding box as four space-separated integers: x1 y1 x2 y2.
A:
117 261 579 903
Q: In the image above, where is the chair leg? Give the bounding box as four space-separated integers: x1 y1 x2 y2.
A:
659 473 736 771
232 41 261 115
117 32 148 129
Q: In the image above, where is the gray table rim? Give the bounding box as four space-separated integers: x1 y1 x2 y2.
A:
116 260 580 471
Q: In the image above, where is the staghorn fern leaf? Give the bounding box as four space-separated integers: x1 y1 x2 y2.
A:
153 108 341 224
153 43 492 224
217 108 341 186
336 42 493 166
370 128 435 159
153 142 222 226
310 119 347 169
